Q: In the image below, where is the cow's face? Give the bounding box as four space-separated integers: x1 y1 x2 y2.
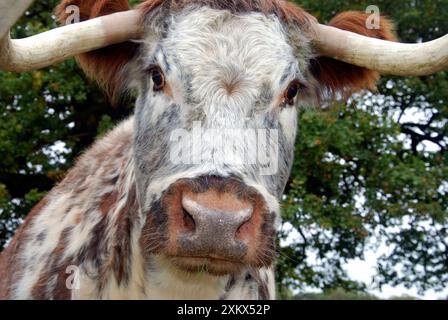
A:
133 7 310 275
43 0 396 278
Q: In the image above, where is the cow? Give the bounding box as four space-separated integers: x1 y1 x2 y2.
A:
0 0 447 300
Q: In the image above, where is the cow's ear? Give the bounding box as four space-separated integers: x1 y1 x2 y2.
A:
310 11 397 99
55 0 139 102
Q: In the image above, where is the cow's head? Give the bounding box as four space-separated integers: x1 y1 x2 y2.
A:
7 0 446 276
53 0 396 276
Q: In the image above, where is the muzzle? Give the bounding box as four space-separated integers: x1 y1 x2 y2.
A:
141 175 277 275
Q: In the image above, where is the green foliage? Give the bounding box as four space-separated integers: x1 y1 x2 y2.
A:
97 115 117 137
0 0 447 298
0 0 133 247
276 0 448 296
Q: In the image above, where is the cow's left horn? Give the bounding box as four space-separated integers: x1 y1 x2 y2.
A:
312 24 448 76
0 0 143 72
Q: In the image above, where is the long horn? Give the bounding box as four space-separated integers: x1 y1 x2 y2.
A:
0 8 143 72
313 24 448 76
0 0 34 39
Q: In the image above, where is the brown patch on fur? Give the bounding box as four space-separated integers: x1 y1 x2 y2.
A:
100 191 119 216
223 79 241 96
52 262 75 300
73 212 82 225
0 245 10 299
30 270 51 299
112 185 139 284
79 213 110 294
67 180 139 291
310 11 397 99
0 197 49 299
163 82 174 98
31 226 74 299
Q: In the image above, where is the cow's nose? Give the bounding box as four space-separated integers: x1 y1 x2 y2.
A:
178 194 253 260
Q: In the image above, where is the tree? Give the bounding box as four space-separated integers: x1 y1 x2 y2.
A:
0 0 133 247
0 0 446 298
277 0 448 297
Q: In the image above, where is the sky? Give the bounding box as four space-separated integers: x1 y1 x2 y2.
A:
352 90 446 299
282 223 448 300
346 250 448 300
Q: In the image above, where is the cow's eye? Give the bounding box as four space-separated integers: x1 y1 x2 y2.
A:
149 67 165 91
284 81 301 106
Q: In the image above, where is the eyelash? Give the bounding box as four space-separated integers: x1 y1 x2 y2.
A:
283 80 303 106
146 66 166 91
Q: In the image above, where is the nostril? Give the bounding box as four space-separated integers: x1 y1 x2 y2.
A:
236 220 251 237
182 207 196 232
236 217 252 238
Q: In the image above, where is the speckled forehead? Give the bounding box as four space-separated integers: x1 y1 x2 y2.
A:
149 7 300 87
